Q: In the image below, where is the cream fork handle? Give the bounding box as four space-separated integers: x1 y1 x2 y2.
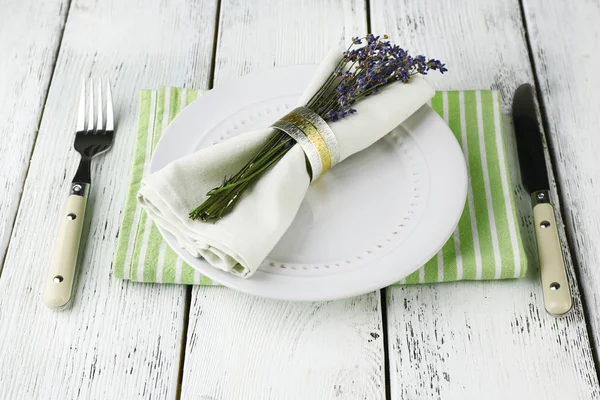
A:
42 191 87 310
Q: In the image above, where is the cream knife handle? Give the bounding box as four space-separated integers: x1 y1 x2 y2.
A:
42 185 88 310
532 194 572 316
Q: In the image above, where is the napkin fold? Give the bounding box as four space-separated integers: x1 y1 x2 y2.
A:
114 87 528 285
137 50 435 278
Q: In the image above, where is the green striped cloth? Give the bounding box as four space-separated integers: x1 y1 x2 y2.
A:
113 87 527 285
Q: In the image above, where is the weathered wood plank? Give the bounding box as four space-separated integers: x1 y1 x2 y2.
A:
0 0 217 398
371 0 599 398
180 1 386 399
0 0 68 270
183 289 384 399
523 0 600 367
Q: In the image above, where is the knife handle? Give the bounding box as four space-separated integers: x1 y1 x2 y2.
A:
533 199 572 316
42 184 89 310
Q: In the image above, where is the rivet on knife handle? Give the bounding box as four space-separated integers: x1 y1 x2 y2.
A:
42 184 89 310
532 190 572 316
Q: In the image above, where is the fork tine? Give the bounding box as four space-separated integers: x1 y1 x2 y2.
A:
87 78 94 133
77 79 85 132
106 79 114 132
97 81 103 132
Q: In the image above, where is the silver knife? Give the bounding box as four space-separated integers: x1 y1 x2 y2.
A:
512 83 572 316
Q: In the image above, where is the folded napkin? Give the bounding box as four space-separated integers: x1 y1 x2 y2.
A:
113 87 527 285
137 50 435 278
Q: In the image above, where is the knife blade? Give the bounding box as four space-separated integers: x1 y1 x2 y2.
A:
512 83 572 316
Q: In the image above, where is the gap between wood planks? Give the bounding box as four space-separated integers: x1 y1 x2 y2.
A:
364 1 392 398
175 0 223 398
336 1 392 397
0 0 74 278
517 0 600 379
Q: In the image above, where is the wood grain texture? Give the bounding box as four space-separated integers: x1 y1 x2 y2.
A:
183 289 384 399
371 0 599 398
0 0 217 398
0 0 68 270
180 1 386 399
522 0 600 366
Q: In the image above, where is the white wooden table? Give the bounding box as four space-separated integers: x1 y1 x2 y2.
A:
0 0 599 398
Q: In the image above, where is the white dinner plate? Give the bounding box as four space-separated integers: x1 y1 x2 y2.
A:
151 65 468 301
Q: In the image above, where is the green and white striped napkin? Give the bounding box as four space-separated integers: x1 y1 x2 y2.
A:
113 87 527 285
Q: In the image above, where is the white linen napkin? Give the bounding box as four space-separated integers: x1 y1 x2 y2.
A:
138 48 435 278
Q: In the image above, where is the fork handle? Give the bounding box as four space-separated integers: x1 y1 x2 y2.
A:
42 183 89 310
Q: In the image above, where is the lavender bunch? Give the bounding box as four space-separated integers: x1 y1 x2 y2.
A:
307 34 446 121
190 34 446 222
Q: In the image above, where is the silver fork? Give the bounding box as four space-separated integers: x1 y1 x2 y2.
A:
42 79 114 310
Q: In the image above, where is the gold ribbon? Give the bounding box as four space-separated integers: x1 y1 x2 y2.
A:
280 112 332 174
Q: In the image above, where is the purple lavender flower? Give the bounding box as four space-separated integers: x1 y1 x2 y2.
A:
305 34 447 122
